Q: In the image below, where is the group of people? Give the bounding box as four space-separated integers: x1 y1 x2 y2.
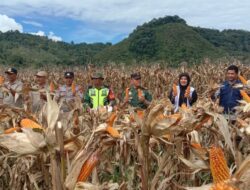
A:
0 65 247 117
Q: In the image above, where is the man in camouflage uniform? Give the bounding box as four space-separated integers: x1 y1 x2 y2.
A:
84 72 116 111
55 71 83 112
123 73 152 109
0 68 23 107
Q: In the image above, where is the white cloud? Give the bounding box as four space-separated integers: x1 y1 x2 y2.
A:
48 31 62 42
0 14 23 32
30 30 45 36
22 20 43 27
1 0 250 30
1 0 250 42
30 30 62 42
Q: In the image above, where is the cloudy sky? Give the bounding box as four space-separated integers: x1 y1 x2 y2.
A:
0 0 249 44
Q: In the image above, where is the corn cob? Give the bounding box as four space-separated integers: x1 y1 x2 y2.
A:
0 75 4 85
77 151 100 182
240 90 250 103
20 118 43 129
181 103 188 110
239 75 247 85
125 87 130 102
172 84 177 97
184 85 190 98
191 143 202 149
71 82 76 95
106 113 120 138
209 181 239 190
4 127 22 134
50 81 55 92
137 89 143 98
209 146 230 183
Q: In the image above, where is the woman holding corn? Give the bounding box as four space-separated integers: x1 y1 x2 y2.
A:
169 73 198 112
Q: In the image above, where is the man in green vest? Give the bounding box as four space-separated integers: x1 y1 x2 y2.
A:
84 72 116 111
122 72 152 109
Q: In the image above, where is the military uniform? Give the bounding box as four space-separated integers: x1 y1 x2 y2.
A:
124 86 152 109
123 72 152 109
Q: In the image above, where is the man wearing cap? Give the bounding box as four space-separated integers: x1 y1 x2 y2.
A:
0 68 23 107
55 71 83 112
122 73 152 109
83 72 116 110
28 71 49 112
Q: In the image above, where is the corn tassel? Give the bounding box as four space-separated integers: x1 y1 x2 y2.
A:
77 151 100 182
239 75 247 85
20 118 43 129
209 146 230 183
240 90 250 103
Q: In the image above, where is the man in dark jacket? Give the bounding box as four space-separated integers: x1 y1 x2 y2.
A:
212 65 242 114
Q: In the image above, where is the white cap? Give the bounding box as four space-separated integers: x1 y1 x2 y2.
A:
35 71 48 77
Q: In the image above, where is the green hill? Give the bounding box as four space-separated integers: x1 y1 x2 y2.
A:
0 31 110 67
94 16 250 65
1 15 250 67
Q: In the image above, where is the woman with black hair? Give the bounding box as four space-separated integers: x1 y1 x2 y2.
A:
169 73 198 112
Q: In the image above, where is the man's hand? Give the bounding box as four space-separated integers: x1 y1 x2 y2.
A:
40 93 47 101
138 95 145 103
9 88 16 96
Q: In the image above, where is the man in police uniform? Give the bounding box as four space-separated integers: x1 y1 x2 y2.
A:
55 71 83 112
29 71 49 112
123 72 152 109
83 72 116 110
0 68 23 107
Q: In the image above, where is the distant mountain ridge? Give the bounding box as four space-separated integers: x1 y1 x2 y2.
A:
1 15 250 67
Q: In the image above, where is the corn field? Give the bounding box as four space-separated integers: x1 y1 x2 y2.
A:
0 62 250 190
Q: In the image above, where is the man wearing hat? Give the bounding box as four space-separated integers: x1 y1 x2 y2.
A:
28 71 49 112
83 72 116 110
0 68 23 107
122 72 152 109
55 71 83 112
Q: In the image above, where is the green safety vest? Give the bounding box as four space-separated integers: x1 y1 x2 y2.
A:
89 88 109 109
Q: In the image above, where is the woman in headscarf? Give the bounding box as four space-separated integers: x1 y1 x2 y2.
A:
169 73 198 112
